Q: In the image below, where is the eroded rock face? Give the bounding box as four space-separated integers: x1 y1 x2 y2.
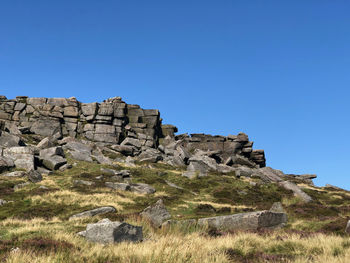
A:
197 210 287 231
79 218 143 244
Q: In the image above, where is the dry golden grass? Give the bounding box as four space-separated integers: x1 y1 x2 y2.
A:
29 189 134 210
1 216 350 263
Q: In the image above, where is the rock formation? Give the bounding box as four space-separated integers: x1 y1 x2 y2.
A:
0 95 316 202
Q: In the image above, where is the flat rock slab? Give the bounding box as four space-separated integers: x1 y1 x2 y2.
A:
79 218 143 244
69 206 116 220
197 210 287 231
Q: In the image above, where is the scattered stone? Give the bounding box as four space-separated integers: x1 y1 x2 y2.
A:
37 137 55 149
1 171 26 177
269 202 286 213
140 199 171 228
27 170 43 183
0 199 8 206
105 182 131 191
79 218 143 244
59 163 72 171
69 206 116 220
74 180 95 186
36 166 53 175
130 183 156 194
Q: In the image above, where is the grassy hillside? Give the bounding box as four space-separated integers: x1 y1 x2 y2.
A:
1 158 350 262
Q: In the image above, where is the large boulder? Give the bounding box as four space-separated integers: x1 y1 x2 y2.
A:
69 207 116 220
42 155 67 170
79 218 143 244
197 210 287 231
0 131 23 147
30 120 62 137
140 199 171 228
63 141 93 162
3 147 35 171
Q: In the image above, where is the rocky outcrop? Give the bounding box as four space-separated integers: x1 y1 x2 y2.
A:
78 218 143 244
0 95 317 198
0 95 265 167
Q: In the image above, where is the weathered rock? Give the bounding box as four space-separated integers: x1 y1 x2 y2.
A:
140 199 171 228
198 210 287 231
74 180 95 186
0 157 15 173
0 132 23 147
59 163 72 171
30 120 62 137
0 199 8 206
42 155 66 170
130 183 156 194
110 145 134 156
257 167 284 183
1 171 25 177
105 182 131 191
121 138 142 149
80 218 143 244
36 166 53 175
3 147 35 171
269 202 286 213
279 181 312 203
69 206 116 220
40 146 65 158
63 141 93 162
37 137 55 149
27 170 43 183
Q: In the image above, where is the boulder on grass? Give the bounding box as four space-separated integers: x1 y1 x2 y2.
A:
79 218 143 244
42 155 67 170
198 210 287 231
69 207 116 220
140 199 171 228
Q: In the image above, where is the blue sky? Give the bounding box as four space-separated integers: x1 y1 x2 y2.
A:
1 1 349 189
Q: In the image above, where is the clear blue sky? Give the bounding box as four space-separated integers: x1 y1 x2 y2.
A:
1 1 349 189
